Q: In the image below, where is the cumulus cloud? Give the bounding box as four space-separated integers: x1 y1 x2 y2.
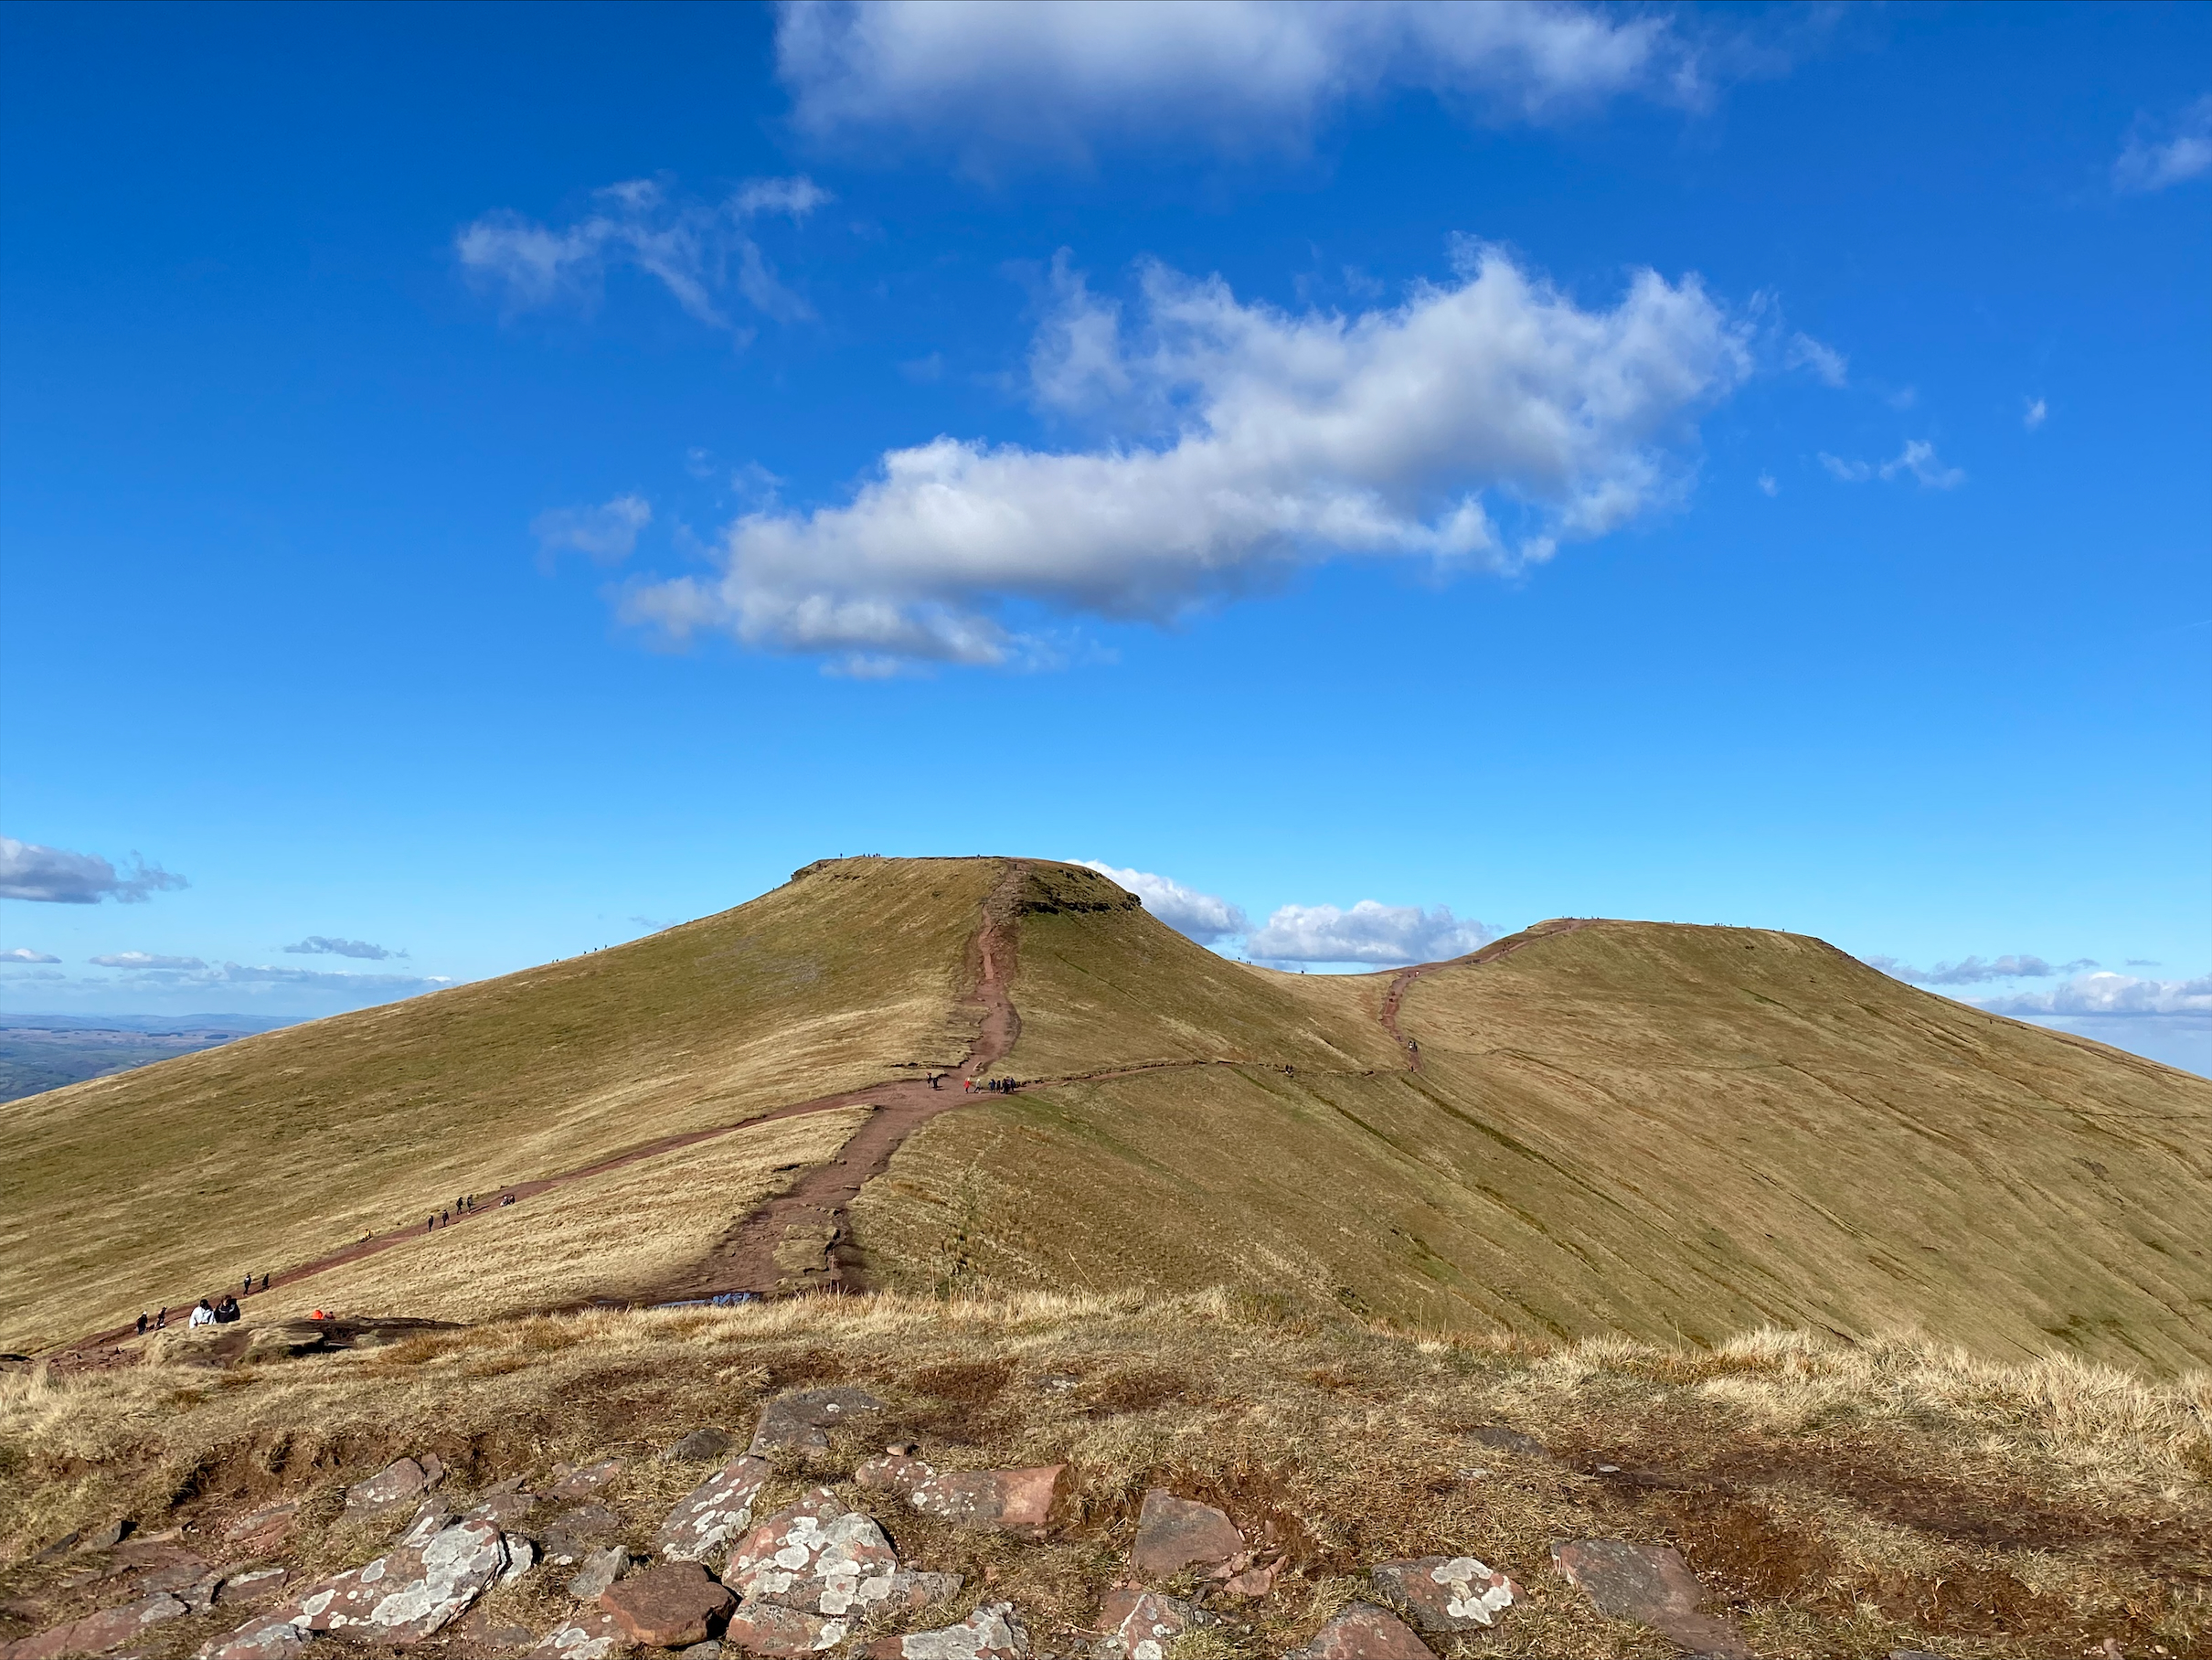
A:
777 0 1714 165
1820 438 1963 490
88 952 208 971
282 936 403 961
1079 861 1249 943
1978 972 2212 1019
1866 952 2095 988
1783 331 1847 388
2114 94 2212 194
1756 473 1778 496
1 947 60 963
622 244 1749 668
0 838 188 905
2023 397 2047 431
220 963 452 992
533 495 651 567
456 176 829 333
1247 900 1496 965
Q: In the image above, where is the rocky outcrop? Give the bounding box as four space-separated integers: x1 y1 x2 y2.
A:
599 1564 733 1648
549 1461 624 1501
542 1506 625 1566
569 1548 637 1602
339 1457 443 1525
1283 1604 1433 1660
855 1453 1062 1537
864 1602 1028 1660
1368 1558 1519 1632
746 1389 886 1458
197 1513 511 1654
1128 1492 1243 1582
718 1490 959 1657
1550 1540 1749 1660
1 1593 186 1660
655 1457 770 1563
1090 1590 1206 1660
526 1611 626 1660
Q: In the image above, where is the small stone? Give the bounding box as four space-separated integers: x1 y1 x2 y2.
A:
599 1564 733 1649
469 1490 541 1528
84 1522 133 1552
866 1602 1028 1660
655 1457 770 1563
1090 1590 1204 1660
5 1595 185 1660
747 1388 887 1458
569 1548 635 1601
500 1537 537 1586
680 1645 720 1660
197 1612 314 1660
1887 1653 1947 1660
1221 1564 1275 1600
219 1569 291 1607
661 1430 738 1465
1129 1491 1244 1582
1550 1540 1748 1660
225 1503 300 1553
341 1458 436 1523
1370 1558 1519 1632
1463 1425 1545 1457
1284 1604 1432 1660
542 1506 625 1566
525 1611 626 1660
856 1454 1063 1538
549 1461 624 1501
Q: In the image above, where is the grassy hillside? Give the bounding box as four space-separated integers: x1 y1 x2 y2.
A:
0 857 1002 1354
853 913 2212 1374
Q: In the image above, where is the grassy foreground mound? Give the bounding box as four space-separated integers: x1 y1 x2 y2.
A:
3 1292 2207 1660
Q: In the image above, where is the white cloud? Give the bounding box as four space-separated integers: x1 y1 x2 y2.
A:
220 963 452 993
1978 972 2212 1019
2023 397 2047 431
1756 473 1778 497
777 1 1710 165
1079 861 1249 943
1783 331 1847 388
89 952 208 971
2114 95 2212 194
1866 952 2094 988
1247 900 1496 964
456 176 829 333
282 936 402 961
1 947 60 963
0 838 187 905
621 244 1749 667
533 495 651 566
1821 439 1962 490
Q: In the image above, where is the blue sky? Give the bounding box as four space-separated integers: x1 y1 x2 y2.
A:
3 2 2207 1072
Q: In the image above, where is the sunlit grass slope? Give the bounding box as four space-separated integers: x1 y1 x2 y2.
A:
0 857 999 1354
855 916 2212 1374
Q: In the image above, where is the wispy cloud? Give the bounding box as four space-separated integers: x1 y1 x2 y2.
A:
1079 861 1249 943
88 952 208 971
1865 952 2095 988
1820 438 1963 490
282 936 404 961
621 243 1750 669
0 838 187 905
777 1 1750 168
2023 397 2047 431
1783 331 1847 388
2114 94 2212 194
457 176 830 335
1247 899 1495 965
1756 473 1778 497
1 947 60 963
532 495 652 568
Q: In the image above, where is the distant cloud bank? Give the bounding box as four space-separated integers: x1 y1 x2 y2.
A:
1083 860 1495 966
0 838 187 905
1866 951 2210 1024
283 935 404 961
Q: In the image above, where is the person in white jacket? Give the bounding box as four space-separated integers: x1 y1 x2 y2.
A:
186 1299 216 1329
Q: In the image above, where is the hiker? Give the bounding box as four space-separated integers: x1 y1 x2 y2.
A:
427 1216 435 1232
188 1299 216 1329
242 1273 252 1295
261 1274 271 1292
214 1295 240 1325
136 1313 148 1335
156 1306 167 1330
501 1193 515 1207
441 1208 450 1226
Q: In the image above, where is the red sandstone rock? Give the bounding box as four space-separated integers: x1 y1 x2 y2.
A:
1550 1541 1748 1660
1369 1558 1519 1632
1129 1492 1243 1582
855 1454 1062 1538
1283 1604 1432 1660
3 1594 186 1660
1091 1590 1204 1660
599 1564 733 1649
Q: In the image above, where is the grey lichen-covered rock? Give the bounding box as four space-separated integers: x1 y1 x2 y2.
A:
340 1457 443 1524
548 1462 624 1502
568 1548 635 1602
855 1455 1061 1538
1128 1492 1244 1582
655 1457 770 1563
525 1611 626 1660
1282 1604 1432 1660
541 1506 624 1566
718 1489 958 1655
660 1430 737 1465
1369 1558 1519 1632
1550 1540 1748 1660
1089 1590 1205 1660
197 1612 315 1660
6 1593 186 1660
746 1388 886 1457
865 1602 1029 1660
278 1515 508 1644
218 1570 290 1607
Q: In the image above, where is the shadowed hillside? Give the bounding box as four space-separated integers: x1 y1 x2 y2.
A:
7 857 2210 1379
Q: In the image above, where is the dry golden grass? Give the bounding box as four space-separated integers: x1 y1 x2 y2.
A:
859 916 2212 1375
2 1292 2205 1660
0 857 998 1353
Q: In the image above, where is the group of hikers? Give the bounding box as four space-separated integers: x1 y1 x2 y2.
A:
137 1271 270 1336
428 1192 503 1230
924 1071 1026 1092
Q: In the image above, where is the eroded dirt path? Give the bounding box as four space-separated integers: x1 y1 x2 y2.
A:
1379 918 1597 1071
